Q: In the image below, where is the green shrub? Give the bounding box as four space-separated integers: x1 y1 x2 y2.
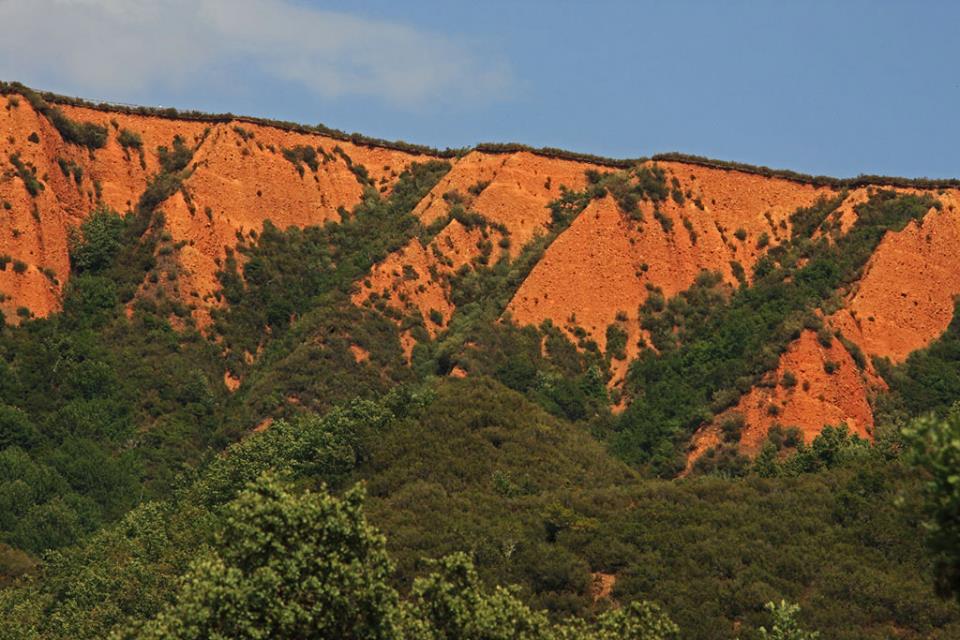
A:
8 154 44 197
605 324 628 360
654 208 674 233
281 144 319 174
816 326 834 347
157 135 192 173
117 128 143 149
47 108 107 149
721 413 745 442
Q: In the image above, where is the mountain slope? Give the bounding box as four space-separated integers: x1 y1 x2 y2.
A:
2 82 960 465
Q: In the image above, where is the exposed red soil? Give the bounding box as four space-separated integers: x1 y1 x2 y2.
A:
1 95 433 324
506 163 834 382
687 330 878 468
7 94 960 459
58 103 209 210
413 150 605 249
252 417 273 433
591 572 616 602
223 370 241 392
352 219 507 357
349 344 370 364
147 121 433 326
0 96 93 319
832 192 960 362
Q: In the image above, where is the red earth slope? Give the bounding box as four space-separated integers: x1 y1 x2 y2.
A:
4 90 960 460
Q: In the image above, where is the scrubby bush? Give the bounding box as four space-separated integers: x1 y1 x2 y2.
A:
281 144 319 174
157 135 192 173
47 108 108 149
117 128 143 149
69 206 125 274
8 154 44 196
606 324 628 360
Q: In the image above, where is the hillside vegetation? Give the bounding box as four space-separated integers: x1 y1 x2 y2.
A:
0 84 958 638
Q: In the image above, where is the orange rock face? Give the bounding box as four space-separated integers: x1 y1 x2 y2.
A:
5 90 960 460
412 150 604 249
832 191 960 363
506 163 833 376
352 219 508 358
687 330 877 467
0 93 434 325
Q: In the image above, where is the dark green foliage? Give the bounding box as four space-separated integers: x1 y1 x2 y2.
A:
8 153 44 196
606 324 628 360
117 128 143 149
124 475 401 640
139 172 182 213
721 413 745 442
692 442 751 478
233 125 255 141
616 192 935 475
46 108 108 150
0 379 956 638
157 135 193 173
638 271 730 353
883 300 960 417
68 206 125 273
904 409 960 602
729 260 746 284
583 164 668 218
212 160 450 360
816 326 834 347
56 157 83 184
281 144 319 174
0 146 232 557
11 260 27 274
468 179 490 196
653 208 673 233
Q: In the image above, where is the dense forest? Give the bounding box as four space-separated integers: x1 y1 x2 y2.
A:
0 88 958 639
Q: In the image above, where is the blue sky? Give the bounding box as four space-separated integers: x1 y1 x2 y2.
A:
1 1 957 178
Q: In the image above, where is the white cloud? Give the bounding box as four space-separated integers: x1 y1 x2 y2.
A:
0 0 512 107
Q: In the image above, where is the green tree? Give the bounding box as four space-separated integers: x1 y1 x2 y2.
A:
121 473 401 639
69 206 125 274
903 407 960 601
401 552 552 639
753 601 819 640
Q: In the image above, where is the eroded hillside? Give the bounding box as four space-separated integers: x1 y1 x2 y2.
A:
2 82 960 471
